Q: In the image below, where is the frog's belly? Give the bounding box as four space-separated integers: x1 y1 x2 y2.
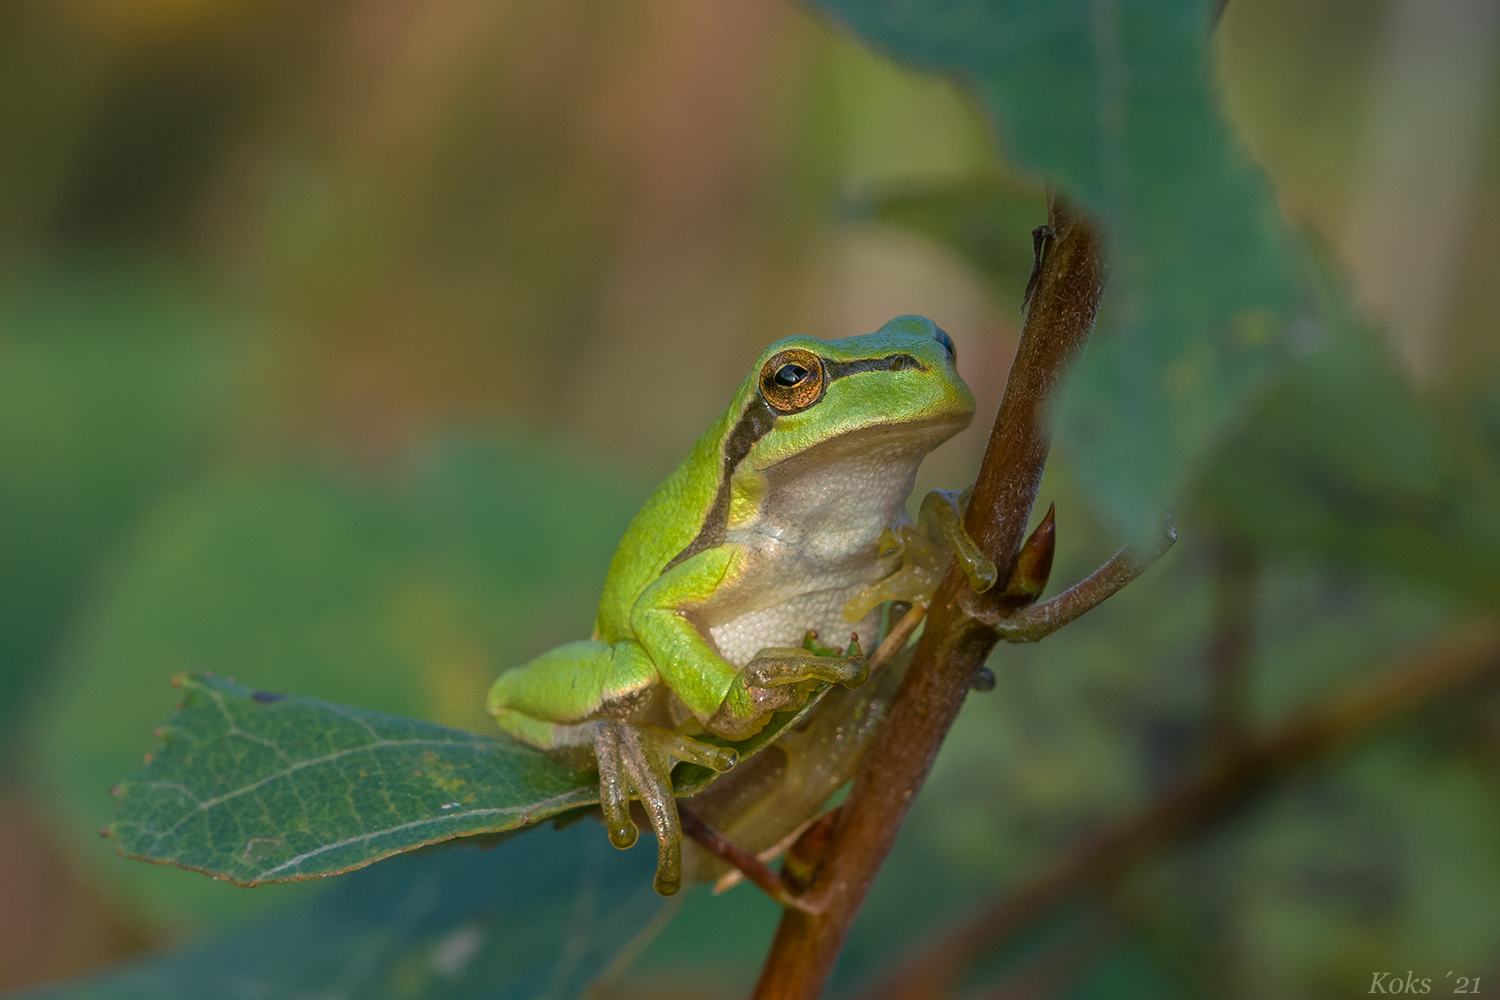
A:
706 584 884 668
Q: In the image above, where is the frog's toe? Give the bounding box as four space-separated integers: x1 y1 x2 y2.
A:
593 722 728 896
656 730 738 773
843 574 911 623
597 721 681 894
594 721 639 850
921 489 998 594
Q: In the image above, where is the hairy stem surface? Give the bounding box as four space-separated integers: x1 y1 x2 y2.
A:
750 201 1107 999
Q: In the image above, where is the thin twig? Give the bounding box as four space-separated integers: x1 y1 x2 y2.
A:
869 603 928 673
677 806 812 912
750 199 1107 999
859 622 1500 1000
972 516 1176 642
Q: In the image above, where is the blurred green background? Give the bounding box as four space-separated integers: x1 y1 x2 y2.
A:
3 0 1500 997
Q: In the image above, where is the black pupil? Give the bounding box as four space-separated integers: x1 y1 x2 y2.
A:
774 363 809 387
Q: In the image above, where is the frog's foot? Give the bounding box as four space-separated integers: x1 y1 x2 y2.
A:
921 489 998 593
594 721 737 897
844 489 998 622
708 640 869 741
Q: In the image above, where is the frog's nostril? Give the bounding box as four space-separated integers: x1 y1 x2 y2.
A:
933 325 956 360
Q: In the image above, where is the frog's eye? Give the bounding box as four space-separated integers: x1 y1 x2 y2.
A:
774 363 809 386
933 325 956 360
759 348 826 414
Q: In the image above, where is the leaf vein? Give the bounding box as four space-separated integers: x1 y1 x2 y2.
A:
254 788 593 879
143 738 503 847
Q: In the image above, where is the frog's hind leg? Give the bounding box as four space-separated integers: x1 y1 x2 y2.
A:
489 640 736 896
596 721 736 896
487 639 653 745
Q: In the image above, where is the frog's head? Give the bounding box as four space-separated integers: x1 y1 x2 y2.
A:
737 314 976 471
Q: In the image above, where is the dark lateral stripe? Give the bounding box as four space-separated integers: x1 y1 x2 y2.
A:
659 351 926 573
825 353 926 380
663 394 778 572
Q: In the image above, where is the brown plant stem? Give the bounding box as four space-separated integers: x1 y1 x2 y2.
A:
700 604 928 898
750 199 1107 999
861 622 1500 1000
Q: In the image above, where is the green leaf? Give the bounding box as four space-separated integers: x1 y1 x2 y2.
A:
106 674 599 884
106 673 829 884
1197 300 1500 606
0 264 245 734
34 818 666 1000
809 0 1302 537
32 439 640 923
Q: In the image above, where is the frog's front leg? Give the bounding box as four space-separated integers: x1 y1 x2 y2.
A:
632 550 870 743
702 639 869 740
632 549 868 721
844 488 998 621
487 639 735 896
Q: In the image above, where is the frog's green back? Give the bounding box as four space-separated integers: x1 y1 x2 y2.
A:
593 386 749 642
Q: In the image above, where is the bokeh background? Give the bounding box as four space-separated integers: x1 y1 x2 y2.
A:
3 0 1500 997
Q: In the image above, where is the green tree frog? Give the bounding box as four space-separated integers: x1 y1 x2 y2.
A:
488 315 994 895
